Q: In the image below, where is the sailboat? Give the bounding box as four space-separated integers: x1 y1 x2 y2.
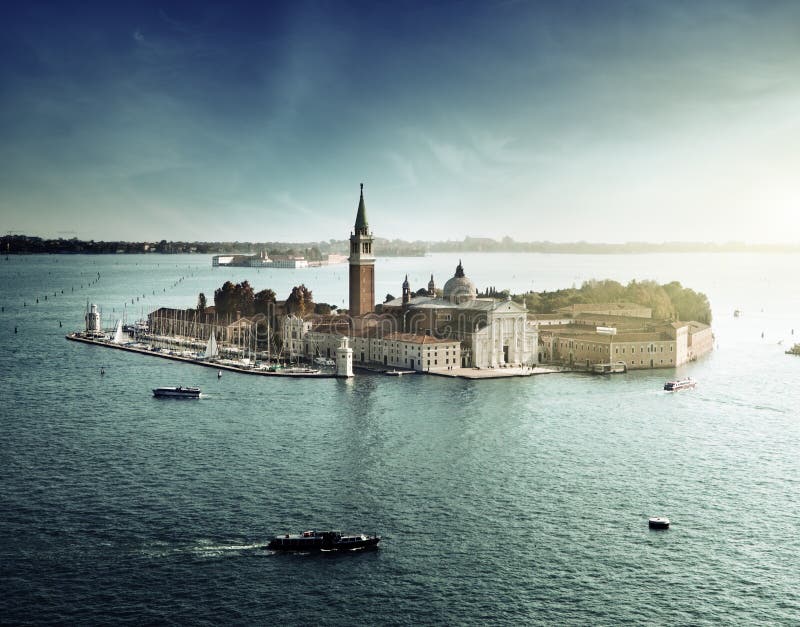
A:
204 332 219 360
112 319 125 344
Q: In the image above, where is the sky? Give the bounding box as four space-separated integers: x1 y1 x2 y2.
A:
1 0 799 244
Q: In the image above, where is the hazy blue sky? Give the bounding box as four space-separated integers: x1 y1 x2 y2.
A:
2 1 799 243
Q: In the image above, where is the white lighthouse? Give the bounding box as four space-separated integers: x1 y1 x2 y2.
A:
335 336 354 378
85 303 102 336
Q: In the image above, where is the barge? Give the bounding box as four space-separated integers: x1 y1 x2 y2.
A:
267 530 381 552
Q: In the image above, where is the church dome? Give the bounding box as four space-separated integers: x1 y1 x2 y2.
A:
443 261 476 304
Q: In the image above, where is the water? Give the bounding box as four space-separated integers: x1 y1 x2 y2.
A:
2 253 800 624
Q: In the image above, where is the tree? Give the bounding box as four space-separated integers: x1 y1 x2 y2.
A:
214 281 255 318
233 280 255 316
384 293 395 303
214 281 236 317
624 280 674 319
197 292 207 312
286 284 313 316
662 281 712 323
254 289 277 315
314 302 332 315
580 279 625 303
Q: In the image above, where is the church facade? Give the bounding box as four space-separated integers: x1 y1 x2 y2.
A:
381 262 538 369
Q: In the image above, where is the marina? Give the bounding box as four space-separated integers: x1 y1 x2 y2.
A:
66 332 337 378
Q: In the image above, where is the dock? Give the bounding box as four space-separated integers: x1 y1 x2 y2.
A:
65 333 337 378
428 365 563 379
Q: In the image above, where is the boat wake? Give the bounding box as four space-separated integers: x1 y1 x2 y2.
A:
141 540 269 559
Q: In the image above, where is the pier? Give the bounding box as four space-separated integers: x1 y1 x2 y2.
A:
65 333 337 379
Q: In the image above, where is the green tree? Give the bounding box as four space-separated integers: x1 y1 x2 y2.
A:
662 281 712 323
254 289 277 315
214 281 236 317
580 279 625 303
286 284 313 316
197 292 207 312
314 302 332 315
234 280 255 315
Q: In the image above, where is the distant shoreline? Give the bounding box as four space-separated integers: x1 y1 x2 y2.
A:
2 234 799 255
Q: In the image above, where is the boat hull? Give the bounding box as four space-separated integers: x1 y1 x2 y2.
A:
267 532 380 552
664 379 695 391
153 387 201 398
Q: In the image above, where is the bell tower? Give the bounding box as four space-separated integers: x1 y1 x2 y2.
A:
348 183 375 317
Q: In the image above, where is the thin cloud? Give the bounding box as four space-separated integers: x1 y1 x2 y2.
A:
385 151 418 187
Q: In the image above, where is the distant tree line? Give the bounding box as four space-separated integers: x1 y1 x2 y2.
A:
5 233 799 256
513 279 712 324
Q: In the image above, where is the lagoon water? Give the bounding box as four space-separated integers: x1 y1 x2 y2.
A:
2 252 800 624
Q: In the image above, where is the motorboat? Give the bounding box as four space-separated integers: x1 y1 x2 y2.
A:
266 530 380 552
663 378 695 391
152 386 201 398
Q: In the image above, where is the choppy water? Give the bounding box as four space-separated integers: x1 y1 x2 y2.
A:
2 253 800 624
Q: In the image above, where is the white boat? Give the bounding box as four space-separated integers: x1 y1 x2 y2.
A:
591 361 627 374
664 378 695 391
112 319 125 344
283 367 321 375
153 386 201 398
204 332 219 359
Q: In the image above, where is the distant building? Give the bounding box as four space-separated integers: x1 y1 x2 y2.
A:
212 250 308 268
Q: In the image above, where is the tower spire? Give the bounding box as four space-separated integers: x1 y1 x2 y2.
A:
348 183 375 317
355 183 368 234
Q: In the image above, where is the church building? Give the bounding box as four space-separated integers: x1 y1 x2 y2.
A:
282 185 537 373
381 261 538 369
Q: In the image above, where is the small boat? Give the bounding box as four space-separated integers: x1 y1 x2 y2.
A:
266 530 381 552
282 367 321 375
664 378 695 391
153 386 201 398
591 361 627 374
648 516 670 529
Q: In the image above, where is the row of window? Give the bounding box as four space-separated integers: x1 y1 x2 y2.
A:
560 342 675 354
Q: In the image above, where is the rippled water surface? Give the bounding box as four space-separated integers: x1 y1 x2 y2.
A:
2 253 800 624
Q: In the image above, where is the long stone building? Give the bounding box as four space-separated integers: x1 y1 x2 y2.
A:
537 309 713 369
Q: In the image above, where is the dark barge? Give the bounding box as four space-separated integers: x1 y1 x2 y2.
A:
267 530 381 552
